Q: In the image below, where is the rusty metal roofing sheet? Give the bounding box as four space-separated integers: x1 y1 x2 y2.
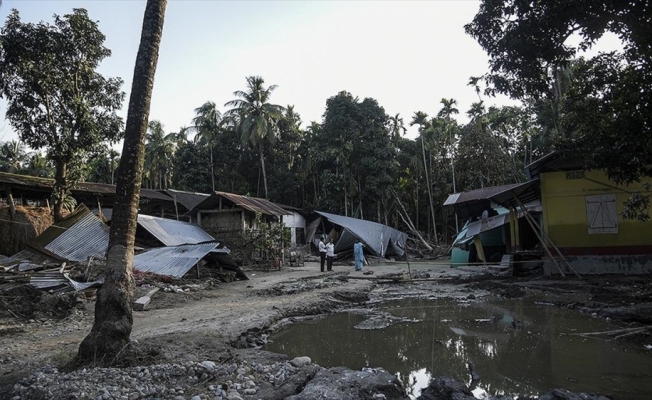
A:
0 172 173 201
443 183 526 206
192 192 291 216
137 214 214 246
133 242 219 278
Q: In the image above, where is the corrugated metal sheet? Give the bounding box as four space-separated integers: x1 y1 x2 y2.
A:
29 272 103 291
193 191 291 216
137 214 214 246
29 272 69 291
44 210 109 262
0 249 56 267
315 211 408 258
456 204 543 241
133 242 219 278
443 183 526 206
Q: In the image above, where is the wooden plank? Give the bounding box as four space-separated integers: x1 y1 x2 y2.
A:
133 287 160 311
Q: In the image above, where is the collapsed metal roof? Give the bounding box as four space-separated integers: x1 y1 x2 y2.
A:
315 211 408 258
191 191 291 217
455 202 542 242
133 242 228 278
31 205 109 262
137 214 214 246
443 180 540 219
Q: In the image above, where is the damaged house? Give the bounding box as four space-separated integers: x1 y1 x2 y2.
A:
306 211 408 260
0 204 243 293
188 191 292 246
445 152 652 275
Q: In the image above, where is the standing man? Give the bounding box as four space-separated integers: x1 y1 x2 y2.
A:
354 239 365 271
326 238 335 271
319 236 327 272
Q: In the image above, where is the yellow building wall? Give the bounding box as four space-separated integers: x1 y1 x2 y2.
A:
541 170 652 249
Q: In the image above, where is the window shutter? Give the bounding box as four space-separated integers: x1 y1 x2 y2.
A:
586 194 618 234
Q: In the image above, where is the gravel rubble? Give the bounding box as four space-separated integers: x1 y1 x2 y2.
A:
9 356 314 400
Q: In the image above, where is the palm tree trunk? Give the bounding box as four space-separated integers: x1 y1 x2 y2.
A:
210 145 215 192
77 0 167 366
259 142 269 199
421 138 438 244
53 160 67 222
357 174 363 220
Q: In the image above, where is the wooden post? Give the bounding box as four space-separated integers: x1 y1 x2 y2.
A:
5 188 17 219
173 195 179 220
514 208 521 250
473 235 486 264
513 196 581 279
509 207 516 252
97 197 103 220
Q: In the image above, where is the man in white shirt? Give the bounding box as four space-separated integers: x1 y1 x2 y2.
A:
319 236 327 272
326 239 335 271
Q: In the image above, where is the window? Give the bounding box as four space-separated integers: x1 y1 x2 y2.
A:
586 194 618 234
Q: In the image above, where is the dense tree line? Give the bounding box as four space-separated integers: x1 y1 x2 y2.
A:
2 0 649 241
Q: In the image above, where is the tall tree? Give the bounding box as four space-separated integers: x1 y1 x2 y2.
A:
437 98 460 195
410 111 438 243
144 120 175 189
387 113 407 145
225 76 285 199
77 0 167 366
0 140 26 173
0 8 125 221
191 101 222 191
465 0 652 187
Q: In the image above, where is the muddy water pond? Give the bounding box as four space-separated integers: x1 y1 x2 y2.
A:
265 298 652 399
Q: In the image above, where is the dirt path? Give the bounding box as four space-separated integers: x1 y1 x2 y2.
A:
0 262 379 384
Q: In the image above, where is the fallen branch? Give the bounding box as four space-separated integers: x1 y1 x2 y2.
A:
390 188 433 252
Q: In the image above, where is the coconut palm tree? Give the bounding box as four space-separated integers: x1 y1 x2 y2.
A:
191 101 222 191
145 120 176 189
77 0 168 366
225 76 285 199
0 140 27 173
25 152 53 177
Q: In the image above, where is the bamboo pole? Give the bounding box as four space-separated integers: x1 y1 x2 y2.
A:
513 197 581 279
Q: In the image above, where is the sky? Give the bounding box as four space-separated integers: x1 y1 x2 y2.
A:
0 0 624 145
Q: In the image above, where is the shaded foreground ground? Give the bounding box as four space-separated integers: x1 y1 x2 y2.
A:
1 260 651 399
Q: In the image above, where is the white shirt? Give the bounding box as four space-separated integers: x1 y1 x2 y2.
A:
319 241 327 253
326 243 335 257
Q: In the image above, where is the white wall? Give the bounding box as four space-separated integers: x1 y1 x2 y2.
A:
283 212 306 246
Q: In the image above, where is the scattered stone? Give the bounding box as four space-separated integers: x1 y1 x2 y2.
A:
289 356 311 367
286 366 408 400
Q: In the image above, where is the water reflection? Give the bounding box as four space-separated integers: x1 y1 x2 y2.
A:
265 298 652 399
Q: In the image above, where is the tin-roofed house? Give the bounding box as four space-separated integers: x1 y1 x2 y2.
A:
445 152 652 275
444 181 543 272
187 192 292 261
526 152 652 275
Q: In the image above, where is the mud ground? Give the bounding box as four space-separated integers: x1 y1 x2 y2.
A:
1 260 651 395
